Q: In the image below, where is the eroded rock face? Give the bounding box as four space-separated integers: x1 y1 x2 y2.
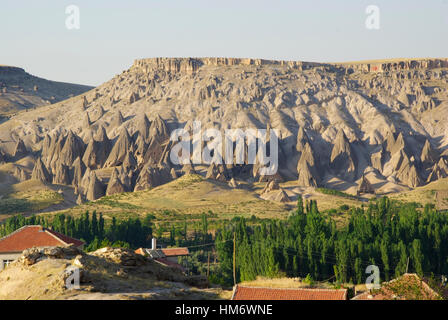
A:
52 162 71 185
13 138 27 160
274 188 290 202
104 127 133 168
330 129 356 181
12 165 28 182
60 131 85 167
86 171 105 201
106 168 126 196
134 165 172 191
1 57 448 199
297 142 320 187
31 157 51 183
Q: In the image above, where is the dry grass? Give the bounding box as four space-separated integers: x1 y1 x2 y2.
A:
389 177 448 209
48 174 292 221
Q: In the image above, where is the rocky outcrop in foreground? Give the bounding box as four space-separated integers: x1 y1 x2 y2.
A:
0 245 212 300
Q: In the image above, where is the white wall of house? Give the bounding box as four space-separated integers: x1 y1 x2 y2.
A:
0 252 21 270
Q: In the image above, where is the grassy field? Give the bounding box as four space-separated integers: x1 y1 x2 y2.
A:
0 179 64 220
0 173 371 229
36 174 292 225
389 177 448 210
2 171 444 230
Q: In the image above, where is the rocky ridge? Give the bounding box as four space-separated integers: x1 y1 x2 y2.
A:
0 57 447 200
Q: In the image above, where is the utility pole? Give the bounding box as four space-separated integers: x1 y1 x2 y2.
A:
406 257 410 274
207 251 210 278
233 232 236 286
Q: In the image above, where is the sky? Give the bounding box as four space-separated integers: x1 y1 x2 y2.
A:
1 0 447 86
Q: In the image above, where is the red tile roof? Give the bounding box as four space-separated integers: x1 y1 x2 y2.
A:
0 225 84 253
232 285 348 300
161 247 189 257
134 247 189 257
352 274 441 300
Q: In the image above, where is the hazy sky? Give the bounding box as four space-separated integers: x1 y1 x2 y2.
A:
1 0 447 86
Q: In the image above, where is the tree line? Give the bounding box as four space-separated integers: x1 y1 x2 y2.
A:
0 211 154 251
214 197 448 286
0 211 212 252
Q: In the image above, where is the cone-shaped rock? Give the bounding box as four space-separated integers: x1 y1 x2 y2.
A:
106 168 126 196
394 150 422 187
47 134 66 171
111 110 124 127
86 172 105 201
357 175 375 195
71 156 86 188
13 165 29 182
330 129 356 181
53 162 71 185
82 140 102 169
95 125 111 147
421 139 438 166
149 114 169 142
80 167 92 195
76 193 84 205
60 131 85 166
13 138 27 159
31 158 51 183
427 158 448 182
261 180 280 194
274 188 290 202
122 152 137 170
41 134 52 159
137 113 151 142
134 165 172 191
228 177 238 188
103 127 133 167
297 142 319 187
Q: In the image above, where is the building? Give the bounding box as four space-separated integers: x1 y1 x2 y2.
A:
0 225 84 270
352 273 441 300
135 238 189 271
231 285 348 300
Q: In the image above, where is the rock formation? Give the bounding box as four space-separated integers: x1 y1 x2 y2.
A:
13 139 27 159
71 156 86 188
31 158 51 183
86 171 105 201
330 129 356 181
297 143 320 187
52 162 71 185
106 168 126 196
1 57 448 202
134 165 172 191
104 127 133 167
274 188 290 202
60 131 85 166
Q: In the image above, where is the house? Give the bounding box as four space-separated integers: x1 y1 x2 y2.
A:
231 285 348 300
135 238 189 271
352 273 441 300
0 225 84 270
